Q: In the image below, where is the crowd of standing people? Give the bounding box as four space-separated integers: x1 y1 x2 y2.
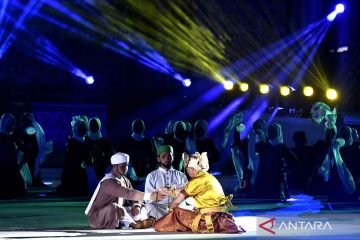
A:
1 101 359 233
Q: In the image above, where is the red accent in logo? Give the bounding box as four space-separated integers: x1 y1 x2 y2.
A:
259 217 276 235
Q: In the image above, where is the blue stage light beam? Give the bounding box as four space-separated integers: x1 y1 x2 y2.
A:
0 0 9 29
241 98 269 139
163 84 225 122
10 0 186 82
0 0 41 59
267 106 280 125
0 0 10 42
220 18 327 82
41 0 100 34
243 11 332 90
39 0 187 80
120 85 225 135
251 27 318 86
274 21 329 86
233 20 325 82
253 44 303 86
290 22 331 88
208 93 249 133
13 27 95 85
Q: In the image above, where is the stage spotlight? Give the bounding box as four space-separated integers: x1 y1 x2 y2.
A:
239 82 249 92
326 88 338 100
280 86 290 96
182 79 191 87
336 3 345 13
85 76 94 85
327 3 345 21
224 80 234 90
259 84 269 94
303 86 314 96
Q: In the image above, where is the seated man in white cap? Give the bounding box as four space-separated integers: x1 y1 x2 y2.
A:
85 152 166 229
145 145 189 220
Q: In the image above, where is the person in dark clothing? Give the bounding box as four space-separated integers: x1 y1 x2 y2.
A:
118 119 157 186
57 119 93 196
221 112 248 192
16 113 42 185
248 124 267 189
309 102 356 202
166 121 187 171
306 128 336 195
152 120 177 151
0 113 26 198
254 123 296 200
338 126 360 197
193 119 219 168
15 112 53 186
351 128 359 143
291 131 316 191
352 128 360 199
318 137 356 202
88 117 114 180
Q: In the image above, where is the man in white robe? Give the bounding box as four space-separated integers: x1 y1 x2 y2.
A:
145 145 189 219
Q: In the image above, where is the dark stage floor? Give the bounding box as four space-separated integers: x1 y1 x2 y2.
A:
1 172 360 240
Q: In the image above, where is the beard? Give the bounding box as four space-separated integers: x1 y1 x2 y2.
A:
159 161 171 169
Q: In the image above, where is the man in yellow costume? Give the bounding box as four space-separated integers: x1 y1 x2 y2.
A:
154 152 245 233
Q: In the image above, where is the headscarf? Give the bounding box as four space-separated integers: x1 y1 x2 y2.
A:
73 119 87 141
173 121 187 141
89 117 102 140
21 112 53 175
131 118 145 135
165 120 176 134
194 119 208 140
268 123 283 145
184 121 192 135
338 126 353 146
0 113 16 134
71 115 89 137
253 119 268 139
352 128 359 143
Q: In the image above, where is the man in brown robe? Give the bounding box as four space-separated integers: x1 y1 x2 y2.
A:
85 152 166 229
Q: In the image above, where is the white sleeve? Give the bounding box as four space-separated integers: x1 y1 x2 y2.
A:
143 192 152 201
144 172 156 202
181 173 188 186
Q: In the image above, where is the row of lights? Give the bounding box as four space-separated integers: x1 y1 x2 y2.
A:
223 81 338 100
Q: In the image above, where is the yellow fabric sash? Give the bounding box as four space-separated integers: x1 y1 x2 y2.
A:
191 206 228 233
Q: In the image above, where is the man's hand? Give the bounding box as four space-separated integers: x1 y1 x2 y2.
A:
158 188 170 196
130 205 140 216
150 191 167 201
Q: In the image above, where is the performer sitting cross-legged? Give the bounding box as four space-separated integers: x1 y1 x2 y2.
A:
145 145 188 220
85 152 166 229
154 152 245 233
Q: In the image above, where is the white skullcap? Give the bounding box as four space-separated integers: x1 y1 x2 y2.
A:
110 152 129 165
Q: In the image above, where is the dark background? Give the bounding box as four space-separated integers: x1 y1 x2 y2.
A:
0 0 359 167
